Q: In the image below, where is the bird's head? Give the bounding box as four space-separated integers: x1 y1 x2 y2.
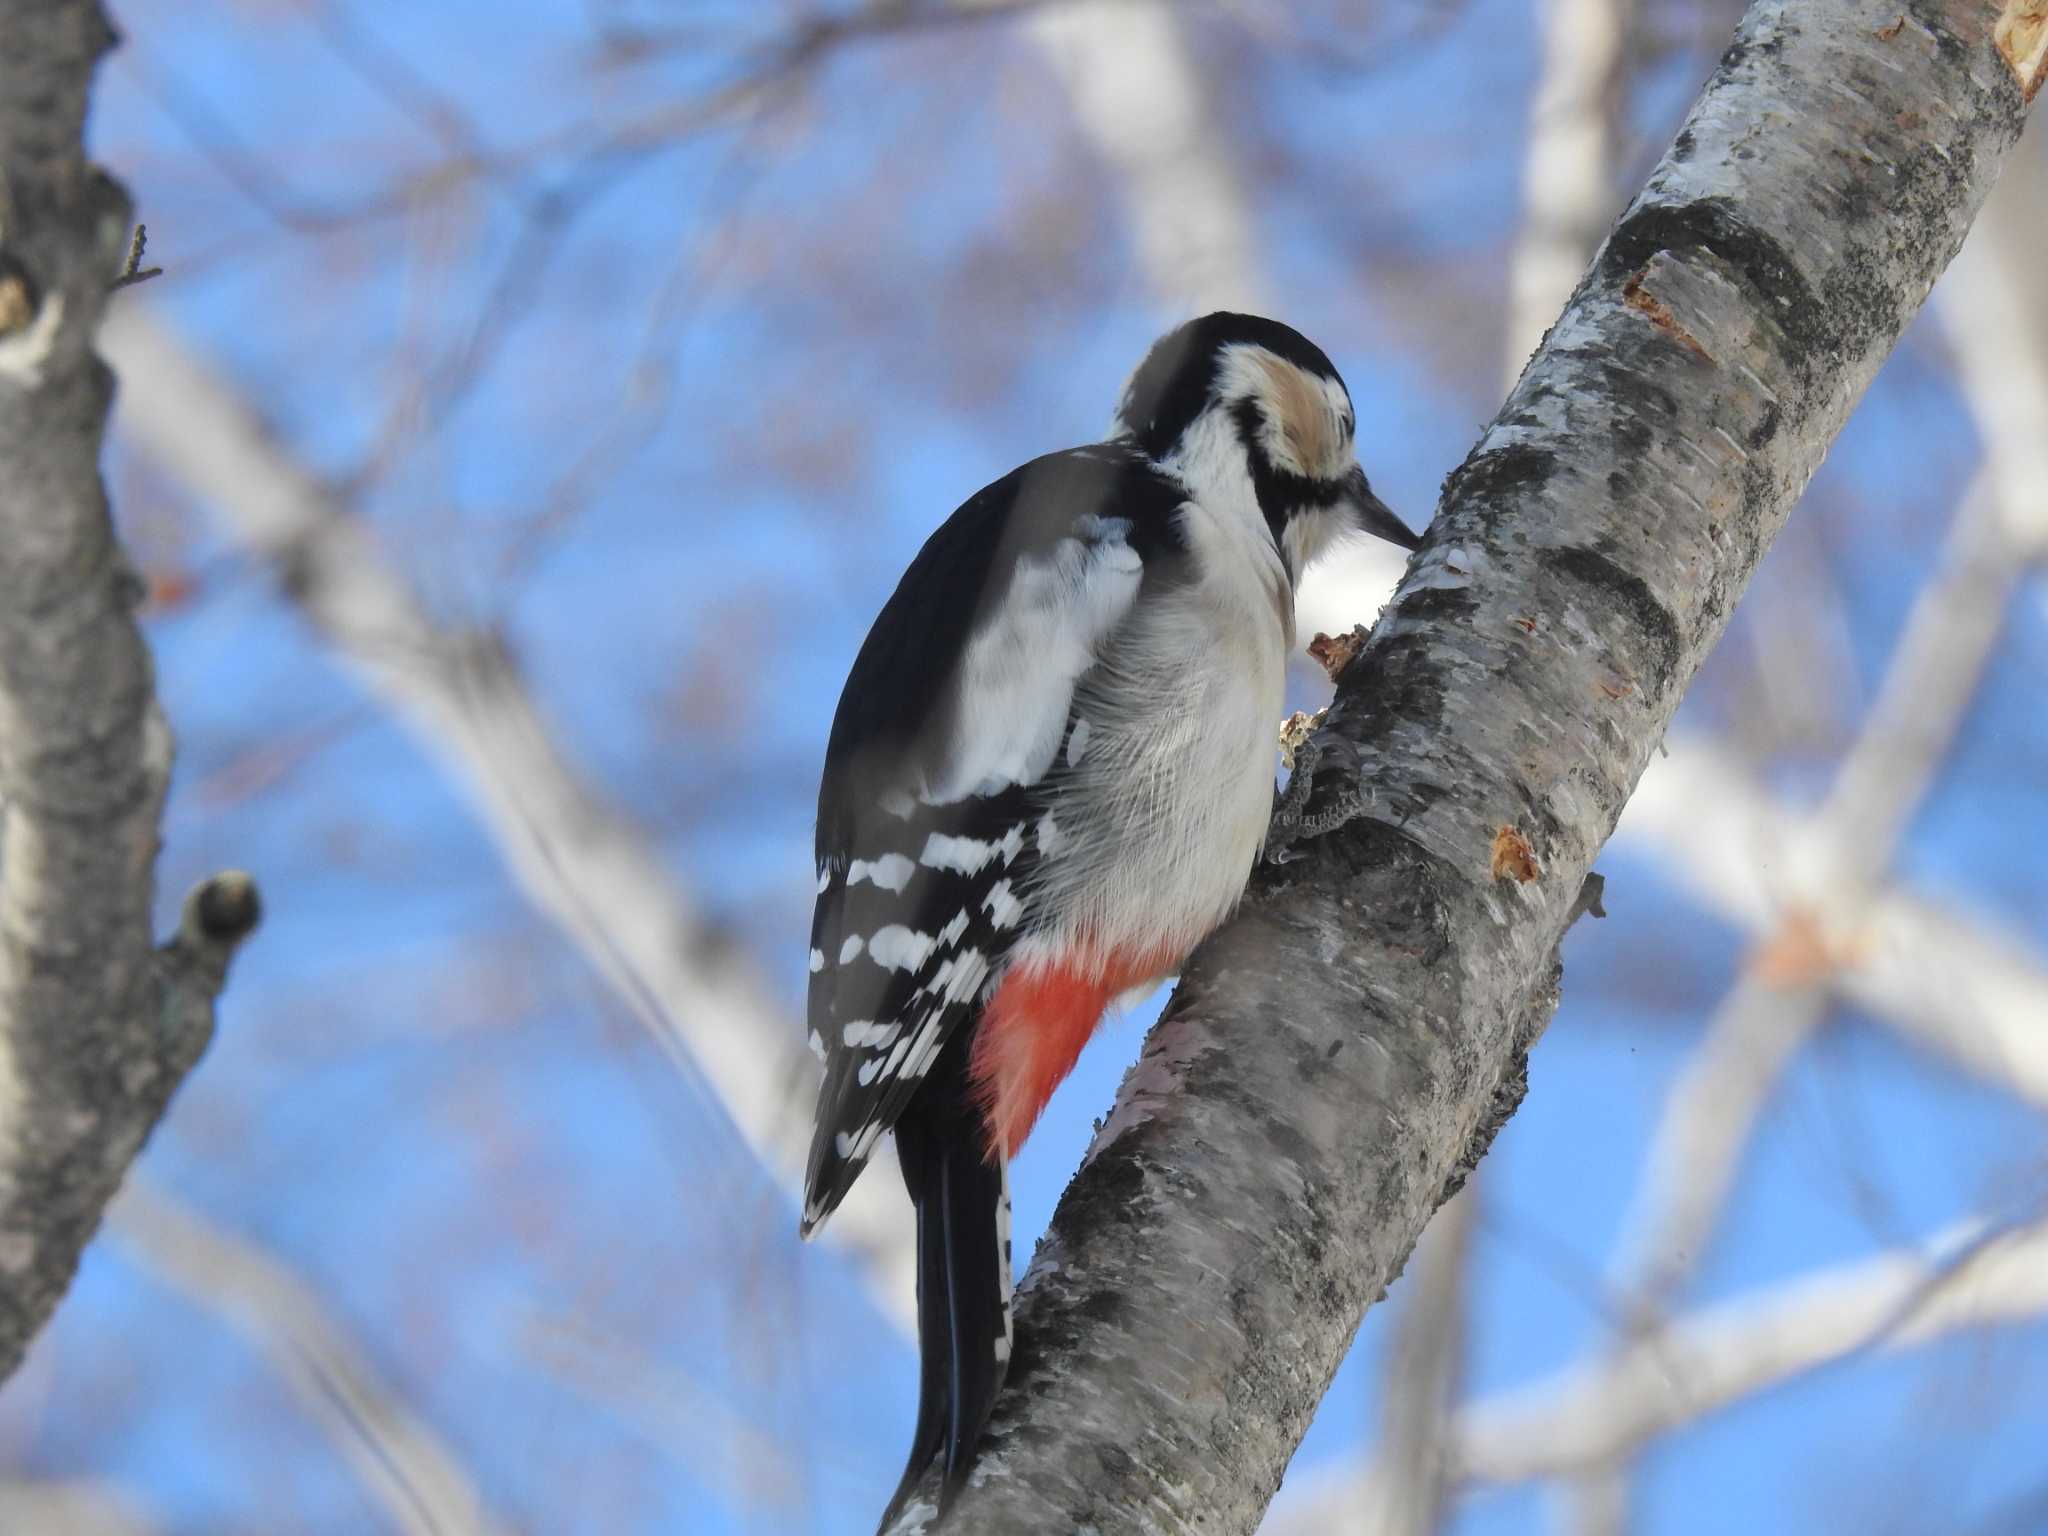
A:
1112 312 1421 577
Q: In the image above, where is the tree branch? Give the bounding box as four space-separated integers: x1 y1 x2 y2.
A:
1618 734 2048 1107
892 3 2038 1526
1022 0 1269 315
1360 0 1635 1506
1354 1184 1476 1536
1502 0 1631 377
0 1478 149 1536
1454 1212 2048 1482
1267 1210 2048 1521
1563 158 2048 1513
0 0 257 1381
96 304 921 1330
109 1180 502 1536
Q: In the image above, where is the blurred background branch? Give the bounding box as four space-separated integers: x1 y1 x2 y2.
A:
1559 156 2048 1530
99 305 920 1331
1358 0 1635 1518
109 1181 502 1536
0 1 2039 1532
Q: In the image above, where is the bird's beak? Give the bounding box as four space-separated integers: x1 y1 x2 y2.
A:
1343 463 1422 552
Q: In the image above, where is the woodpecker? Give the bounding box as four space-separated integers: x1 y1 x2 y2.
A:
800 313 1420 1522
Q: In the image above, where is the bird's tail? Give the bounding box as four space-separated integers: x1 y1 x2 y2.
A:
881 1105 1012 1528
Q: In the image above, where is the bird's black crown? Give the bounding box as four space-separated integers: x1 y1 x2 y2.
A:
1114 312 1346 462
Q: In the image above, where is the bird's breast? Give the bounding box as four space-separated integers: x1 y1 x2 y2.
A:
1015 524 1288 977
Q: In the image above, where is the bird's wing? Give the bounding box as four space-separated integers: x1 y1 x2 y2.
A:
801 446 1185 1233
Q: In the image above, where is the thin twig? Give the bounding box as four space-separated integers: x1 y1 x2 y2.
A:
110 1180 502 1536
110 222 163 288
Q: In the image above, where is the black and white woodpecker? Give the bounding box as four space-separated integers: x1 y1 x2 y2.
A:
800 313 1421 1522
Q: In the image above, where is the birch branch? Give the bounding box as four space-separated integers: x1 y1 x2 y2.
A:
1618 735 2048 1109
0 1479 150 1536
1352 1186 1475 1536
1502 0 1630 376
1361 0 1635 1515
1566 162 2048 1519
1572 276 2039 1531
1588 161 2048 1326
1604 467 2023 1314
1455 1214 2048 1482
98 306 919 1331
109 1180 500 1536
893 5 2040 1526
1022 1 1269 316
1268 1212 2048 1519
0 0 259 1382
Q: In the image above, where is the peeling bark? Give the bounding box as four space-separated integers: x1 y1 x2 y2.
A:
0 0 257 1378
890 2 2037 1529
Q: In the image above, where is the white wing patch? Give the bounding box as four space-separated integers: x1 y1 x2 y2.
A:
843 1020 902 1049
849 853 915 892
834 1122 885 1164
926 950 989 1006
902 1016 947 1080
983 879 1023 930
921 524 1144 803
868 925 937 972
919 831 1003 876
994 1153 1014 1364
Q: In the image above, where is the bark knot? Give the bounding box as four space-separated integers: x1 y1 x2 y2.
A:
187 871 262 946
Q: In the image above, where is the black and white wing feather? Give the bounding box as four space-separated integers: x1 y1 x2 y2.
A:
801 446 1186 1233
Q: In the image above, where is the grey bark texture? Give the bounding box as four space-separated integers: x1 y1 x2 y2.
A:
891 1 2042 1529
0 0 257 1379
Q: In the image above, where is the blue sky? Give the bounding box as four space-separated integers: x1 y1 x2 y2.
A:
4 2 2043 1533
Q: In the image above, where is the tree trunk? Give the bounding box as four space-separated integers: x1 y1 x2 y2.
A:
891 1 2042 1528
0 0 257 1379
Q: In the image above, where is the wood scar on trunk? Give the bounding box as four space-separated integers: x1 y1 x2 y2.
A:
1490 825 1541 884
1996 1 2047 100
1621 268 1715 363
